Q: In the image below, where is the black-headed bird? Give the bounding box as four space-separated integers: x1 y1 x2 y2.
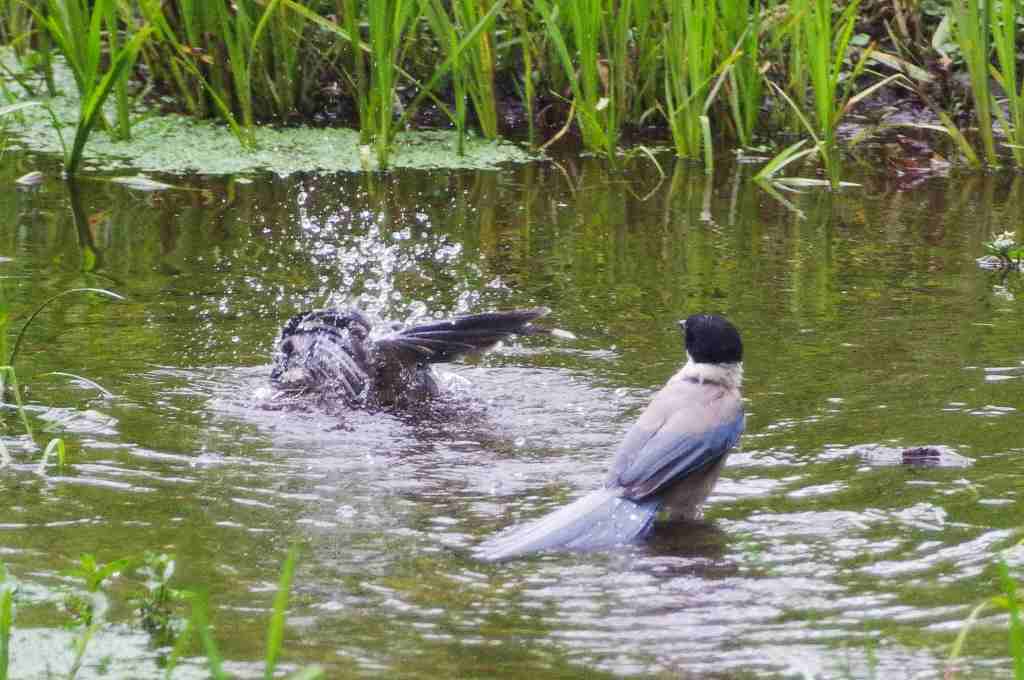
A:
477 313 744 561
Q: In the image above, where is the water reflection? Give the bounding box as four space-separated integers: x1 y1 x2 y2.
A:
0 153 1022 678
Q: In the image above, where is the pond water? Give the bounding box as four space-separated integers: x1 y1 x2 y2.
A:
0 150 1022 679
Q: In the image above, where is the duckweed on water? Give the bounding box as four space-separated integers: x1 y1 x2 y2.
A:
8 106 534 175
1 49 534 175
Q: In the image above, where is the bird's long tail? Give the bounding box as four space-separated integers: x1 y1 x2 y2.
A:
379 307 553 363
476 488 662 562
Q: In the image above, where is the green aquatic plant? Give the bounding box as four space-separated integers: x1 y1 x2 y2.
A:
662 0 745 170
717 0 762 148
32 0 152 171
134 552 190 650
420 0 501 153
949 554 1024 679
187 546 322 680
364 0 418 169
983 231 1024 269
0 365 33 439
509 0 537 148
63 553 140 679
285 0 507 168
0 288 121 467
792 0 859 187
1 550 318 678
264 544 300 679
8 287 124 368
534 0 630 161
43 17 150 174
949 0 995 167
989 0 1024 169
39 437 66 471
771 0 898 188
0 562 12 680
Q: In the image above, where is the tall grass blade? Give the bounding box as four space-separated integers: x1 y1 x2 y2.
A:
663 0 718 162
191 595 228 680
102 0 131 140
753 139 815 181
8 288 124 368
997 560 1024 678
264 546 299 680
66 26 153 176
0 563 12 680
395 0 507 140
718 0 762 146
510 0 536 148
0 366 33 439
38 437 66 474
162 618 193 680
950 0 997 165
534 0 614 157
990 0 1024 168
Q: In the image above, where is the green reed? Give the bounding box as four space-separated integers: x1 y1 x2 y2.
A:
786 0 899 188
2 0 1014 176
264 545 299 680
0 0 35 62
65 553 139 679
1006 559 1024 679
32 0 151 174
138 0 308 148
990 0 1024 169
421 0 500 151
534 0 634 161
663 0 717 165
138 0 245 143
189 546 322 680
34 0 145 146
338 0 368 144
0 549 319 679
0 562 11 680
950 0 995 167
509 0 536 147
421 0 470 153
717 0 761 148
795 0 857 186
368 0 418 168
625 0 659 123
0 366 34 439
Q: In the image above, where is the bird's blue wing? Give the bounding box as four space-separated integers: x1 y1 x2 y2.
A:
608 409 744 501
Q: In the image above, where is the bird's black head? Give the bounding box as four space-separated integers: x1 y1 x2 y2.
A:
270 309 372 390
678 314 742 365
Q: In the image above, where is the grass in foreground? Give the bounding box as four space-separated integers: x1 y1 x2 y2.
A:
0 548 320 679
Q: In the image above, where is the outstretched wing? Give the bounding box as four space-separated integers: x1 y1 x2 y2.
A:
373 307 550 364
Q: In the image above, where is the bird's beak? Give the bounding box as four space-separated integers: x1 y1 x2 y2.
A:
677 319 686 331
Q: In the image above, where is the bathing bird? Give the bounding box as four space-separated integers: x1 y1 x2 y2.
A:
477 313 744 561
270 307 551 408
